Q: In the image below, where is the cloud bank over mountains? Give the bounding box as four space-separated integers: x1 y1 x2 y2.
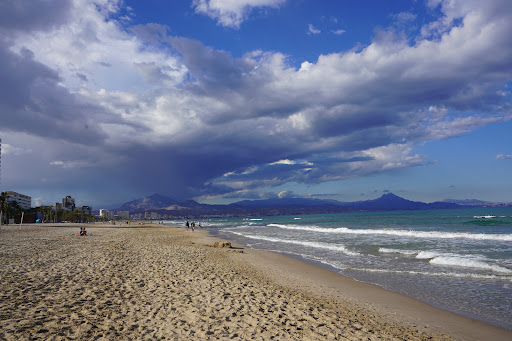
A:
1 0 511 204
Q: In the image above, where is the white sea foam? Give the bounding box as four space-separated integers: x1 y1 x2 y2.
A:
429 256 512 273
268 223 330 231
202 220 236 226
379 248 417 255
415 251 443 259
473 215 496 219
267 224 512 241
353 268 512 281
414 251 512 273
228 231 360 256
375 248 512 273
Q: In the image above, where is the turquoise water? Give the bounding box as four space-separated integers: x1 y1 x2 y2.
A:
166 207 512 329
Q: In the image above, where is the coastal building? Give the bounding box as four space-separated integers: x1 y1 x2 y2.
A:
131 213 143 220
141 211 162 220
81 206 92 216
5 191 32 209
117 211 130 219
99 209 114 219
62 196 75 211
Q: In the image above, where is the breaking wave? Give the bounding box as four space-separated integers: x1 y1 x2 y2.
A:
378 248 512 274
267 224 512 241
228 231 360 256
353 268 512 281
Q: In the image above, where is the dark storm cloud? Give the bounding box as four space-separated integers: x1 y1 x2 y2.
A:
170 37 247 91
0 0 72 34
168 37 308 124
0 0 116 146
0 45 108 144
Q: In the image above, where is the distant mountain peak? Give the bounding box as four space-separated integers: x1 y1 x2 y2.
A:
381 192 399 197
117 193 178 212
350 192 427 210
379 193 403 199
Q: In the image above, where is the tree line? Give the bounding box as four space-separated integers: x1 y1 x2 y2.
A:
0 192 103 224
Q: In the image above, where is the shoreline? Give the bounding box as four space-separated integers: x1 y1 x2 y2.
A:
197 226 512 340
0 223 510 340
233 239 511 331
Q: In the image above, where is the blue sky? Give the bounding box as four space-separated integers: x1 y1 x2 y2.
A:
0 0 511 208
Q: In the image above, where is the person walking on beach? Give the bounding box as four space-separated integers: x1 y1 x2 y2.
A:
198 221 202 229
185 220 189 231
191 221 195 231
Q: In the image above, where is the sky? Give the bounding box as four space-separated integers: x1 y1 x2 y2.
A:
0 0 511 209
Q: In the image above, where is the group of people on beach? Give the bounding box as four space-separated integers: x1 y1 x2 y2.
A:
185 220 201 231
79 227 88 236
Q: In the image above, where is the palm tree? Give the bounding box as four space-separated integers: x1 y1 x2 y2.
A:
55 208 64 223
0 192 6 225
8 201 23 223
71 209 87 223
0 192 10 225
42 205 54 223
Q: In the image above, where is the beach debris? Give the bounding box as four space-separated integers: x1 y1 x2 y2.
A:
213 241 232 248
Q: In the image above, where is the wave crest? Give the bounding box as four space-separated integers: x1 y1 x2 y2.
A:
267 224 512 241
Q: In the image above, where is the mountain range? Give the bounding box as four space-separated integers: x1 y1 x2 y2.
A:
114 193 510 217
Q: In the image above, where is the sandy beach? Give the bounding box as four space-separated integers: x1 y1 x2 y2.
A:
0 224 510 340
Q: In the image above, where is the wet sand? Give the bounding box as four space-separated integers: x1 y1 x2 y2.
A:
0 223 510 340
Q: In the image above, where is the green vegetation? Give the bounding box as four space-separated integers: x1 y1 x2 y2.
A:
26 206 97 223
0 192 21 224
0 192 98 224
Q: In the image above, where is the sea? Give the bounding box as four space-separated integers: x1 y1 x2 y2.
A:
163 207 512 330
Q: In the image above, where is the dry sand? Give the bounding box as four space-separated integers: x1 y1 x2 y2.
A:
0 223 510 340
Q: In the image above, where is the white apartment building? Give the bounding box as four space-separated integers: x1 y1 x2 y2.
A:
99 209 114 219
6 191 32 210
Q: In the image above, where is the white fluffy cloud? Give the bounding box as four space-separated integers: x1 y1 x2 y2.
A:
308 24 321 35
1 144 32 156
11 0 186 92
193 0 286 28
